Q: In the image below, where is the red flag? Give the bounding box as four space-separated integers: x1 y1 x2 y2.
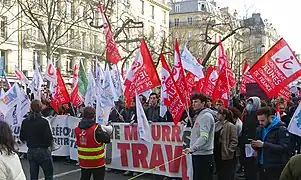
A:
70 84 83 108
276 86 290 101
124 39 160 104
212 65 229 106
217 42 236 87
249 38 301 98
70 64 83 108
185 72 195 95
98 2 121 64
202 66 218 96
50 69 71 113
172 40 190 108
160 54 185 124
240 61 256 94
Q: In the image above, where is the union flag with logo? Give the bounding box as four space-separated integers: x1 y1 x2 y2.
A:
249 38 301 98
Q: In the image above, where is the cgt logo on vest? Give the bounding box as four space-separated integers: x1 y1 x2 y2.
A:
79 131 87 145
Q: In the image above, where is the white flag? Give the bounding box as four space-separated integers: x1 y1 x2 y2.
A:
288 102 301 136
0 84 19 116
95 95 112 125
29 60 43 100
110 64 123 99
135 93 152 142
44 64 56 83
95 64 104 87
181 44 204 79
14 65 30 85
84 72 97 106
101 69 117 106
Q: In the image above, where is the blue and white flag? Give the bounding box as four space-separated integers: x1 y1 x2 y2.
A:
110 64 123 100
135 93 151 142
288 101 301 136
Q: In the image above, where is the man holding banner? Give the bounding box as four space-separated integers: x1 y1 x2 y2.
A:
183 93 215 180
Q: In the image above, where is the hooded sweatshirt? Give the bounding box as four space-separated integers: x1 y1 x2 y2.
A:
190 108 215 155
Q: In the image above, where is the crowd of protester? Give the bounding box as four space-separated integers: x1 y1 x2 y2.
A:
1 84 301 180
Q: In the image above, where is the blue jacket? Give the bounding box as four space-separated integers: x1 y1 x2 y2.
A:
255 116 290 168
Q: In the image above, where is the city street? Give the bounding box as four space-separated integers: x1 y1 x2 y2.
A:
20 157 160 180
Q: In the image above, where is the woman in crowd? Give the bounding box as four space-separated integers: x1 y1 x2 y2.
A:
214 108 238 180
0 121 26 180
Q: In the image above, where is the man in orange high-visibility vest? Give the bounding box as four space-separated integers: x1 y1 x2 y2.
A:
75 106 111 180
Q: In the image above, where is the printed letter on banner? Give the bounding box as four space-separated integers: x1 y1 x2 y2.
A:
249 38 301 98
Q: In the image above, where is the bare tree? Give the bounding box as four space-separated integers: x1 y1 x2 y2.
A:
18 0 96 64
0 0 30 45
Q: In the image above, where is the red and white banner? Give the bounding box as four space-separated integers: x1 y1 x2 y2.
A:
70 64 83 108
202 66 218 96
14 65 30 85
185 72 196 95
106 123 192 179
98 2 121 64
160 54 185 125
124 39 160 104
249 38 301 98
212 64 229 106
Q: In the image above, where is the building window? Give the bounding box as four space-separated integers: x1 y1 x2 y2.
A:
0 16 7 38
188 17 193 25
163 11 166 24
151 5 154 19
81 32 86 49
187 31 191 39
140 0 144 15
175 4 180 13
0 50 6 74
93 35 98 45
66 57 72 73
149 26 154 39
201 3 206 11
3 0 10 6
174 18 179 27
71 2 75 20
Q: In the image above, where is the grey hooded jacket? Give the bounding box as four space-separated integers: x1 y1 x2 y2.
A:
190 108 215 155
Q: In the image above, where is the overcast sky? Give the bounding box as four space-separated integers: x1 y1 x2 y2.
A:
216 0 301 53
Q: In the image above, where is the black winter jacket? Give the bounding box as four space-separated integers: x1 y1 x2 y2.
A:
254 121 290 168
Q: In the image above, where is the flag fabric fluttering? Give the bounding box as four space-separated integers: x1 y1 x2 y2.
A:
124 39 160 106
50 69 71 113
98 2 121 64
288 101 301 137
29 59 43 100
3 71 11 89
14 65 30 85
202 65 218 96
110 64 123 100
172 40 190 109
78 60 88 97
70 64 83 108
84 72 97 106
135 93 152 142
44 63 57 83
181 44 204 79
239 61 255 94
160 53 185 125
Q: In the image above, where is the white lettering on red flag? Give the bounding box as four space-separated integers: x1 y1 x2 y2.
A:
124 39 160 103
249 38 301 98
202 66 218 96
98 2 121 64
160 54 185 125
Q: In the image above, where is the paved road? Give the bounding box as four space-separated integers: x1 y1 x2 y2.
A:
20 157 166 180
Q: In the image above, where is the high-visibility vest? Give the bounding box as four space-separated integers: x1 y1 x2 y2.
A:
74 124 105 168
